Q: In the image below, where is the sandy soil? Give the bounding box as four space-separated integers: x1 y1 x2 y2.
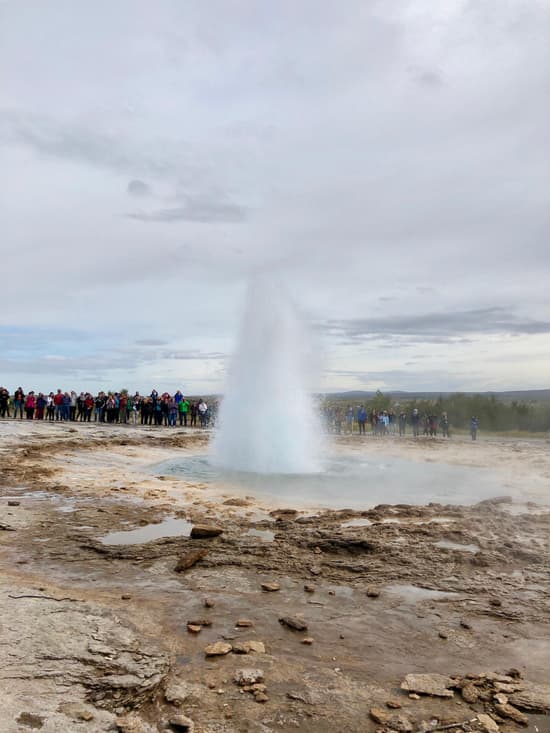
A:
1 421 549 733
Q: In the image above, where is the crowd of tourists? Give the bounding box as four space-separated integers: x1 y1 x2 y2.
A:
0 387 216 428
323 405 480 440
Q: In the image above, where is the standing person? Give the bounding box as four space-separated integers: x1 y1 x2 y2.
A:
70 391 77 421
119 393 128 424
13 387 25 419
388 411 396 435
178 397 190 426
198 398 208 427
440 412 450 438
189 401 198 427
168 397 178 427
399 411 407 436
357 405 367 435
53 389 64 420
0 387 9 418
411 408 420 437
35 393 46 420
84 393 94 421
62 392 71 421
24 391 36 419
470 416 479 441
46 392 55 420
346 406 354 434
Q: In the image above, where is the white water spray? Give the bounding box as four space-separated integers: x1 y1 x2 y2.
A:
212 276 323 474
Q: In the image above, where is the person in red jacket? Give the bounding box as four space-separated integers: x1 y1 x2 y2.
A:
53 389 64 421
25 391 36 420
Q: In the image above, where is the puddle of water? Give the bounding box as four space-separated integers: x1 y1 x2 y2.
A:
386 584 460 602
434 540 480 553
244 528 275 542
341 518 372 528
100 517 193 545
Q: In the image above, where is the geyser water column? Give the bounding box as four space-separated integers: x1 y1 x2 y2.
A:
212 275 323 474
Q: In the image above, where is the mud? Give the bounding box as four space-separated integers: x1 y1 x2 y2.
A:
0 422 549 733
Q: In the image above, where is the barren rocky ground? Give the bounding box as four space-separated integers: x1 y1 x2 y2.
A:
0 422 549 733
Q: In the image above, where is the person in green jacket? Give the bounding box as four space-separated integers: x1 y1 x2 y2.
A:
178 397 190 427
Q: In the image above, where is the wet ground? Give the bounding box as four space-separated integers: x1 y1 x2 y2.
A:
0 422 549 733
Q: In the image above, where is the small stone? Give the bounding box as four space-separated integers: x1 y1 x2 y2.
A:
304 584 316 593
386 699 402 709
309 565 322 576
301 637 314 645
190 524 223 539
494 702 529 726
489 598 502 607
121 594 132 600
313 546 322 554
261 581 280 592
401 673 454 698
204 597 215 608
367 586 380 598
116 715 154 733
234 668 264 686
204 641 232 657
168 714 195 732
7 500 20 506
461 683 478 703
231 641 251 654
476 713 500 732
328 590 335 596
438 630 449 639
248 640 266 653
279 615 308 631
408 693 420 700
236 619 254 627
460 618 472 630
254 692 269 703
187 624 202 634
187 618 212 627
369 708 413 732
174 549 208 572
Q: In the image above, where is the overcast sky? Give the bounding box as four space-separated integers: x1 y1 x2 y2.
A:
1 0 549 394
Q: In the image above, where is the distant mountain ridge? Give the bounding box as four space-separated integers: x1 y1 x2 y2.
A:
328 389 550 404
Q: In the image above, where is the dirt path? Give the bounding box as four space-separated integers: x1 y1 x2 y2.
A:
0 422 549 733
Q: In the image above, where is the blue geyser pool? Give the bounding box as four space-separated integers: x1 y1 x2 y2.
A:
153 453 508 510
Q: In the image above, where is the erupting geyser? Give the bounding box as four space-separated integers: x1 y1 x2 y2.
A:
212 275 322 474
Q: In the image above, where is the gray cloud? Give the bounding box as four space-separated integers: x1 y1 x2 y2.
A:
127 179 151 197
320 308 550 345
128 196 246 223
134 338 168 346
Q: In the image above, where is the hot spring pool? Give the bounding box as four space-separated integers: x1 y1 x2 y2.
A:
153 453 511 510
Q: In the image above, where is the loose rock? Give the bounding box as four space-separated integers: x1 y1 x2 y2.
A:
234 668 264 686
174 550 208 572
261 582 280 592
279 615 308 631
476 713 500 733
204 641 232 657
168 713 195 732
190 524 223 539
510 681 550 713
401 673 454 698
366 586 380 598
236 619 254 627
494 702 529 726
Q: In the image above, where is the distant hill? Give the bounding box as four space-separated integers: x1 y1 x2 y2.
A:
327 389 550 404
